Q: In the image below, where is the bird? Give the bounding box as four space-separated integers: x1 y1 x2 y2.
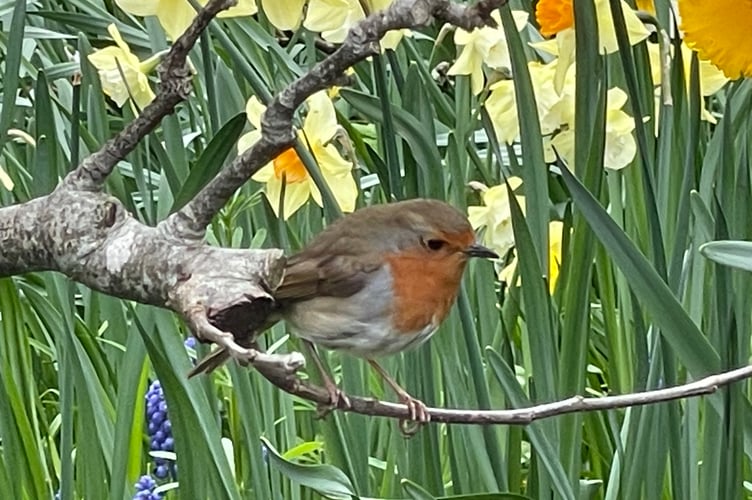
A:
189 198 498 423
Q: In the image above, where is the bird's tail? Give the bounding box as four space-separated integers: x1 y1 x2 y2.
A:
188 348 230 378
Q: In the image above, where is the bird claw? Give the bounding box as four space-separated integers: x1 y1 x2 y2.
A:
330 387 352 409
316 385 352 418
398 396 430 437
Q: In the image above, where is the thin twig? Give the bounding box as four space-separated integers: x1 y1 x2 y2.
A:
252 361 752 424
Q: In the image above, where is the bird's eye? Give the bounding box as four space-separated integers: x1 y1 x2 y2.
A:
425 238 446 251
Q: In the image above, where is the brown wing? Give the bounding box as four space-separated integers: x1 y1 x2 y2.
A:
273 200 450 303
274 251 384 303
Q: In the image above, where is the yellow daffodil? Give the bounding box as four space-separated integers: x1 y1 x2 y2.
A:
601 89 637 169
551 87 636 170
0 166 11 191
447 10 529 95
485 61 562 144
311 0 407 49
87 24 158 109
484 55 636 170
260 0 307 30
116 0 256 40
469 180 564 294
533 0 650 92
262 0 404 49
238 92 357 219
500 221 564 294
468 177 524 257
635 0 655 14
684 45 729 98
647 41 729 123
678 0 752 79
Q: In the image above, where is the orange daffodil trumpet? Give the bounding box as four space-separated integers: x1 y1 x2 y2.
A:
238 92 358 219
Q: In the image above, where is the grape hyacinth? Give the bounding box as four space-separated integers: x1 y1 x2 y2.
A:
145 380 175 479
133 475 162 500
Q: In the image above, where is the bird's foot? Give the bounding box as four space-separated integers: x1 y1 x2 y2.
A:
316 380 352 418
398 395 430 437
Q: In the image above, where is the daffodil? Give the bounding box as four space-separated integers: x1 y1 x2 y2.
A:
447 10 529 95
635 0 655 14
535 0 648 51
601 89 637 169
551 87 637 170
116 0 256 40
87 24 158 109
678 0 752 79
262 0 404 49
260 0 307 30
468 177 524 257
535 0 572 37
533 0 650 92
500 221 564 294
485 61 562 144
647 41 729 124
238 92 358 219
484 55 637 169
469 180 564 293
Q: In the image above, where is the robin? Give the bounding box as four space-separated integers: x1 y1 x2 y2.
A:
189 198 498 423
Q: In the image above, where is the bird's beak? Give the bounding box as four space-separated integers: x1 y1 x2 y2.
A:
464 243 498 259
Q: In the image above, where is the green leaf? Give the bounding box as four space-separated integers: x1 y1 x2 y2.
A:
340 88 443 194
0 0 25 153
486 349 575 500
261 436 357 500
170 112 247 212
559 163 719 376
33 71 58 196
700 240 752 272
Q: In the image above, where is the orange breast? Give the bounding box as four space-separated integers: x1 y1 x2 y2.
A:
386 250 467 334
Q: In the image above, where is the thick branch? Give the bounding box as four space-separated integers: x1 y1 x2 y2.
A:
168 0 509 237
63 0 237 191
0 198 56 275
257 361 752 424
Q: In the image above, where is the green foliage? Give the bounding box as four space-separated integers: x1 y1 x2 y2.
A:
1 0 751 499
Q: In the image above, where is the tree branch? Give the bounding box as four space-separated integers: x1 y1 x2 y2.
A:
63 0 238 191
167 0 509 238
254 359 752 425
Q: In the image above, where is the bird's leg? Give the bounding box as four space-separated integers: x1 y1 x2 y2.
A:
367 359 431 430
303 340 351 413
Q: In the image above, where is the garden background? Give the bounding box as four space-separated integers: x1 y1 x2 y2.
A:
1 0 751 499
